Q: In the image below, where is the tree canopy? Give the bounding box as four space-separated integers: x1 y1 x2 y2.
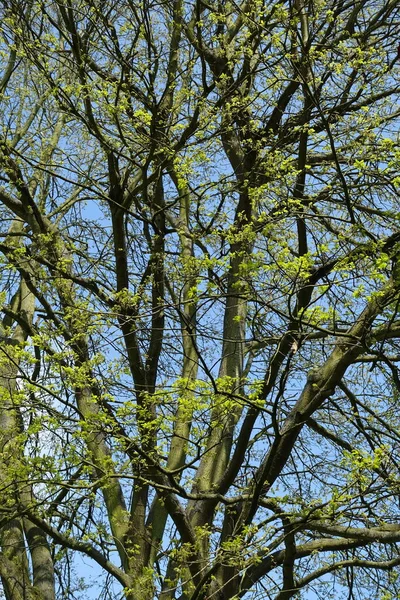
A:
0 0 400 598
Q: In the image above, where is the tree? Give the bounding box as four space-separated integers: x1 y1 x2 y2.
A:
0 0 400 598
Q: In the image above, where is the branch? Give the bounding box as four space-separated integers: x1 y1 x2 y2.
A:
21 509 132 588
306 521 400 543
242 536 371 595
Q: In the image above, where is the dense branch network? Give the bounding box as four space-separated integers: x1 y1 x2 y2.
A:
0 1 399 599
